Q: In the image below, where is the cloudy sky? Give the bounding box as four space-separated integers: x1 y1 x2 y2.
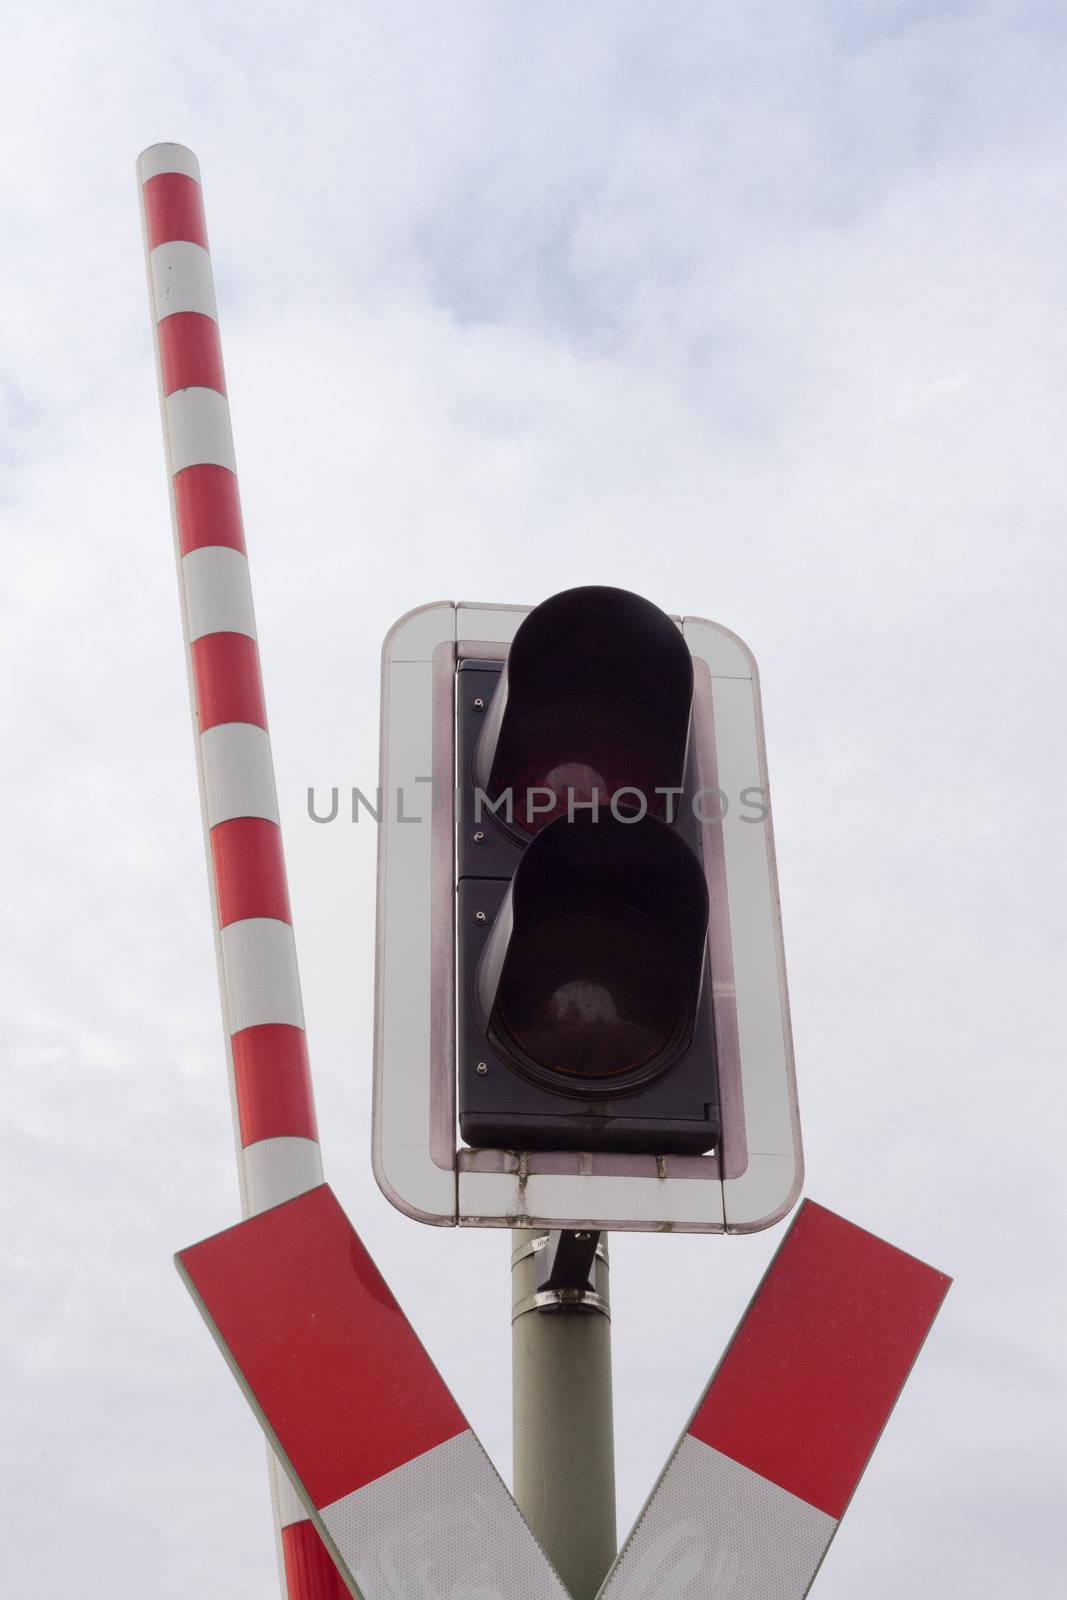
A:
3 1 1066 1594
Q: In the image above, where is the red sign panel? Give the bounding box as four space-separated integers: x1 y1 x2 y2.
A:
176 1184 569 1600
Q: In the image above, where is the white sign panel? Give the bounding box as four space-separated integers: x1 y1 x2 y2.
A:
372 599 801 1233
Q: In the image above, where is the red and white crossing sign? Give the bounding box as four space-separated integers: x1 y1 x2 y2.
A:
599 1200 951 1598
176 1184 570 1600
177 1190 948 1599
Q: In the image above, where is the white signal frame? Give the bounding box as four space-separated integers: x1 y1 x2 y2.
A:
372 601 801 1234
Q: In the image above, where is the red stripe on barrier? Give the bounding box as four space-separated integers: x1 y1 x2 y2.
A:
173 464 246 555
210 817 291 927
688 1200 951 1520
159 312 225 396
191 632 266 732
232 1025 317 1144
177 1186 468 1509
144 171 208 250
281 1521 349 1600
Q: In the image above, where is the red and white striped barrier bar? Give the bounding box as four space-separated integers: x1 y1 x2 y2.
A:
138 142 342 1600
599 1200 951 1598
177 1184 571 1600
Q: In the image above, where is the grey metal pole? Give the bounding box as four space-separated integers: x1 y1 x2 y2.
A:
511 1229 617 1600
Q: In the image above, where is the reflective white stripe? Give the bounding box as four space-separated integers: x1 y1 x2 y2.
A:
454 602 526 651
601 1438 835 1599
165 387 235 474
269 1453 309 1530
709 672 798 1229
183 546 256 641
150 239 217 321
271 1459 308 1529
243 1138 323 1216
719 1154 800 1234
221 919 304 1033
374 654 456 1223
138 142 201 182
319 1431 569 1600
201 722 279 826
458 1168 725 1229
385 601 460 663
680 617 753 679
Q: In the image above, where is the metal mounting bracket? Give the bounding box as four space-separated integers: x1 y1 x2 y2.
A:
511 1230 610 1318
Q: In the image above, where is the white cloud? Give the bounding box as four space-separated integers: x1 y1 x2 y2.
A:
2 2 1065 1595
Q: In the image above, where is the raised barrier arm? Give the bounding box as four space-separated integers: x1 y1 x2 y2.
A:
137 140 344 1600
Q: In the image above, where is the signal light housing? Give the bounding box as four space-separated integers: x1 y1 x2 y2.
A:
458 586 721 1157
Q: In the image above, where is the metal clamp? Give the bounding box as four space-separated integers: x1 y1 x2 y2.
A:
511 1230 610 1320
510 1232 609 1270
512 1287 611 1322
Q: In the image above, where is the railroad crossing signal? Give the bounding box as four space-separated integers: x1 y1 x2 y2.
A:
143 144 952 1600
176 1187 950 1600
373 589 801 1231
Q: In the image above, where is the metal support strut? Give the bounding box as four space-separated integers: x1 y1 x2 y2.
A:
511 1229 617 1600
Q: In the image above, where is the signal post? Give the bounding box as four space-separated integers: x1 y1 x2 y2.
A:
511 1228 615 1600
